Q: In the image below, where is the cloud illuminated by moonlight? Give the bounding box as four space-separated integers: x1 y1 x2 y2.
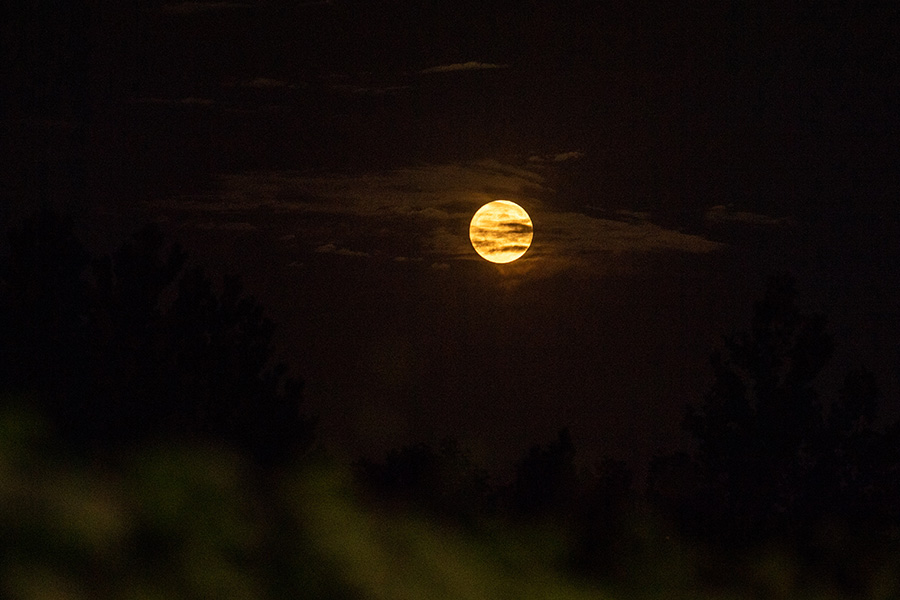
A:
155 161 725 271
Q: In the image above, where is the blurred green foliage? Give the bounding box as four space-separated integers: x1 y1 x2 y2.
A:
1 404 897 600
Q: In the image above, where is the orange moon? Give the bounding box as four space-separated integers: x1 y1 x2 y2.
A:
469 200 534 263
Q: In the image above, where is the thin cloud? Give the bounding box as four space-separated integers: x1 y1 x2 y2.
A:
159 2 254 14
408 207 451 220
705 205 790 227
242 77 290 89
202 161 547 218
335 248 369 257
496 222 533 234
614 209 652 220
538 212 722 256
314 243 369 258
331 84 413 96
193 221 257 231
133 97 215 106
155 160 722 270
429 211 721 263
420 62 509 74
427 227 468 258
552 152 584 162
528 151 585 164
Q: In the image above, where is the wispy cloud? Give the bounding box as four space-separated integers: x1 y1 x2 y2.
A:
314 243 370 258
159 2 254 14
705 205 790 227
156 160 722 272
421 211 721 264
420 62 509 74
330 84 413 96
241 77 291 89
193 221 257 231
133 97 215 106
180 161 546 218
540 212 722 256
528 151 585 164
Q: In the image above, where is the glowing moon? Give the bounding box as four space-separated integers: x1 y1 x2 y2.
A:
469 200 534 263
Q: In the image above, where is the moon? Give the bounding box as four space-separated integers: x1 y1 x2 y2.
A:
469 200 534 263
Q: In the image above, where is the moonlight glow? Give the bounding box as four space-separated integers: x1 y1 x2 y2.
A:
469 200 534 263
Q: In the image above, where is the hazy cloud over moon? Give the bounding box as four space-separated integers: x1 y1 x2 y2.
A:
155 160 723 270
469 201 534 264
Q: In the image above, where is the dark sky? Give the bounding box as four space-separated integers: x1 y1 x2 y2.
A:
4 1 899 473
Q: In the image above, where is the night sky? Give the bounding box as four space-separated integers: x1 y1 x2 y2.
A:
4 0 899 474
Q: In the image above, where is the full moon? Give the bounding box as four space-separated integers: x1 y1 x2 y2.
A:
469 200 534 263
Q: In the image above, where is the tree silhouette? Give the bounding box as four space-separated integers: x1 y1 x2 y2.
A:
0 210 314 465
0 210 93 401
681 274 833 542
679 273 900 558
506 428 580 518
354 437 492 523
809 366 900 541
